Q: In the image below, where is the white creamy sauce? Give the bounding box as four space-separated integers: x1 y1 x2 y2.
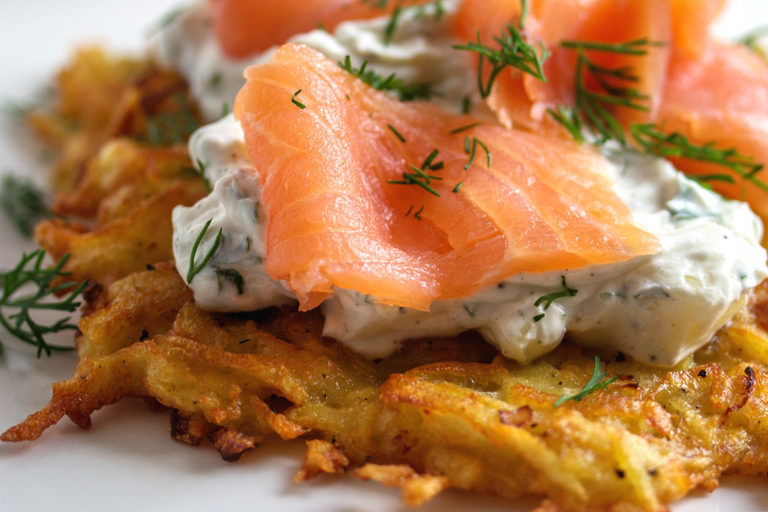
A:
174 115 767 365
166 2 768 366
153 0 483 120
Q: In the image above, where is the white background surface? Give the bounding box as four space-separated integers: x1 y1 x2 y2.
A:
1 1 768 511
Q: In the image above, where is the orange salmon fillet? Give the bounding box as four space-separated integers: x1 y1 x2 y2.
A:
454 0 768 216
454 0 674 129
234 44 658 311
210 0 430 58
660 39 768 219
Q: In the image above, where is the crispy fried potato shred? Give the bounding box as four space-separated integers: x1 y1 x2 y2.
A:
4 49 768 512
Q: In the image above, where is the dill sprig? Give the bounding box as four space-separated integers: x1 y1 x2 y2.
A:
547 105 584 143
1 99 34 120
560 38 663 55
533 275 577 322
148 7 183 34
187 219 223 283
421 149 444 171
0 174 51 237
449 122 483 135
182 158 212 191
454 13 549 98
414 0 445 21
548 37 768 191
361 0 390 8
549 38 664 145
388 164 442 197
631 124 768 192
379 0 446 44
384 5 403 45
291 89 307 109
461 96 471 114
553 356 618 406
0 250 86 357
519 0 530 28
686 174 736 187
215 267 245 295
339 56 434 101
464 136 491 169
737 25 768 61
144 93 200 146
387 123 407 143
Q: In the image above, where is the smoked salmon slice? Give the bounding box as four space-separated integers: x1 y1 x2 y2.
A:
454 0 672 130
454 0 768 219
659 39 768 219
453 0 724 130
210 0 430 58
234 43 658 311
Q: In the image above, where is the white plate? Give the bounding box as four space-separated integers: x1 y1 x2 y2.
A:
1 2 768 511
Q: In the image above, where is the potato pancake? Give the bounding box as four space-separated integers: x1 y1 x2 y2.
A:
3 40 768 512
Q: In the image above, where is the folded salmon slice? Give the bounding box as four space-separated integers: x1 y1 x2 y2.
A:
210 0 430 58
234 44 658 311
454 0 724 130
455 0 768 218
454 0 675 130
660 39 768 220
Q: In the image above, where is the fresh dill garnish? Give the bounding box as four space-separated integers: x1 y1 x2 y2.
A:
547 38 768 189
361 0 390 9
144 93 200 146
405 204 414 216
737 25 768 61
190 158 212 191
148 7 183 34
0 174 50 237
0 250 87 357
547 38 664 145
452 182 464 193
432 0 445 20
215 267 245 295
387 123 407 143
630 124 768 192
291 89 307 109
547 105 584 143
209 72 223 88
413 204 425 220
221 102 230 117
688 174 736 185
1 99 33 120
553 356 618 406
449 122 483 135
560 38 663 55
187 219 223 283
633 286 670 300
436 0 445 19
463 136 491 169
461 96 471 114
384 6 403 45
534 275 578 321
519 0 530 29
338 56 434 101
388 164 442 197
421 149 444 171
454 18 549 98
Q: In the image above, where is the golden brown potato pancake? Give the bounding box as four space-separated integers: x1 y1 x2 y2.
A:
4 48 768 512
